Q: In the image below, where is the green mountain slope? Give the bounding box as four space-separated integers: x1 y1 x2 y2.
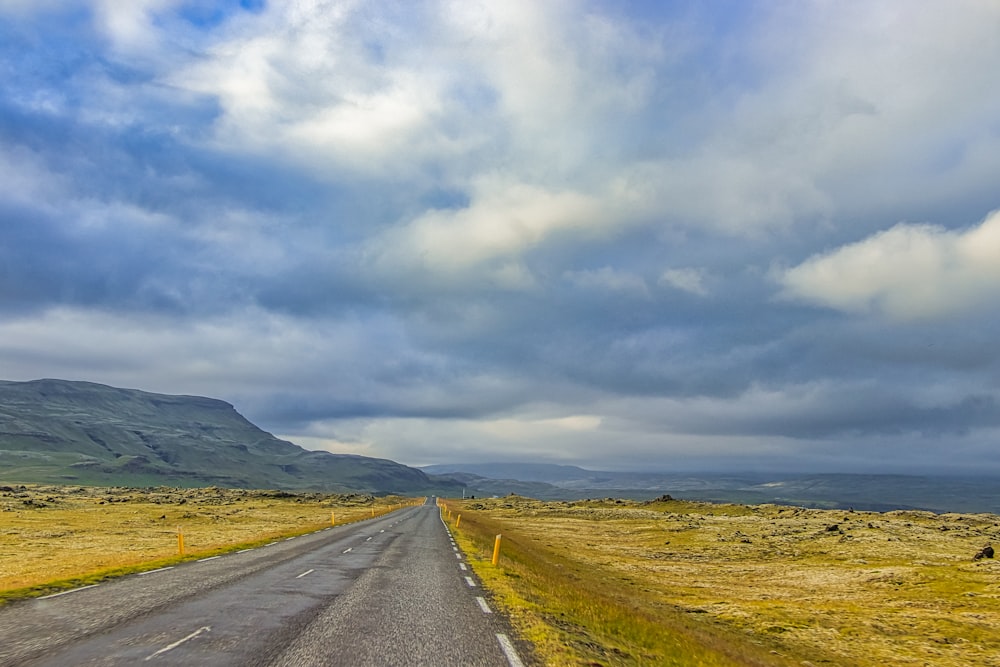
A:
0 379 460 495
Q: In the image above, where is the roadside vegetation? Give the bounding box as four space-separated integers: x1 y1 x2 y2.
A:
441 496 1000 667
0 483 412 603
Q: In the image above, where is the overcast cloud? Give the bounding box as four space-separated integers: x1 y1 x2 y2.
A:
2 0 1000 474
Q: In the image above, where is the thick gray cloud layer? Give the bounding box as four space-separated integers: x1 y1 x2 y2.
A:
2 0 999 473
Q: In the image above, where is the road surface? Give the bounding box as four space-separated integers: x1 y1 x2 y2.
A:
0 499 531 666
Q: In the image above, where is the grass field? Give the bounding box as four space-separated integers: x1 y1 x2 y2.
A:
0 482 413 601
441 496 1000 667
6 483 999 665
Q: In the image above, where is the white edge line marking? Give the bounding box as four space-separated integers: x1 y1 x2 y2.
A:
496 633 526 667
464 576 477 587
138 567 174 576
197 556 220 562
285 537 296 541
237 548 253 553
144 626 211 661
37 584 99 599
476 596 493 614
459 563 468 571
455 553 462 559
295 569 315 579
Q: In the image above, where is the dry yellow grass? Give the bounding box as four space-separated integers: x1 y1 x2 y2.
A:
445 496 1000 667
0 483 414 597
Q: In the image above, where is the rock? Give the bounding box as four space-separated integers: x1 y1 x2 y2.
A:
973 544 994 560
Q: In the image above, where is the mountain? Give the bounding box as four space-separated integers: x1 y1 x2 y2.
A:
422 462 1000 514
421 462 600 483
0 379 462 495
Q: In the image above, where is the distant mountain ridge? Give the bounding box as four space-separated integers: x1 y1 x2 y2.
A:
0 379 461 495
422 462 1000 514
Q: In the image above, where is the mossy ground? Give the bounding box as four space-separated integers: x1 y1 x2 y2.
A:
0 482 414 600
444 497 1000 667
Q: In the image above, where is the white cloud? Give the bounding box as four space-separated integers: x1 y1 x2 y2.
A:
659 267 708 296
93 0 181 55
779 210 1000 320
724 1 1000 218
169 1 453 177
167 0 663 189
295 411 606 465
367 176 613 280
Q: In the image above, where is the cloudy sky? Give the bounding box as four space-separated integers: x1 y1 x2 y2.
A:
2 0 1000 474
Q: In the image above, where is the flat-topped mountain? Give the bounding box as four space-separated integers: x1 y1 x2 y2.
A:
0 379 460 494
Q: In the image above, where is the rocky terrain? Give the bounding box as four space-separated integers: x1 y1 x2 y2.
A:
452 495 1000 666
0 482 404 595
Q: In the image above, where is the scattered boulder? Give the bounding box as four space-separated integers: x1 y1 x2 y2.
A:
973 544 994 561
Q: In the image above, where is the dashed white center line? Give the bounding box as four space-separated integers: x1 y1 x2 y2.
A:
496 633 525 667
476 596 492 614
295 569 315 579
366 537 372 541
197 556 220 563
464 576 477 588
138 566 174 576
144 626 211 661
343 548 353 553
37 584 99 599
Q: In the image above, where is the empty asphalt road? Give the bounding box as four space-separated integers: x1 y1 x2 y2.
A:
0 499 531 666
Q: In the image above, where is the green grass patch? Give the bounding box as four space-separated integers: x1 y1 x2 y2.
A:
443 501 800 666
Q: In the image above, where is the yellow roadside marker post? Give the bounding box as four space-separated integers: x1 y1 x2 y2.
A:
492 534 502 566
177 526 185 556
456 514 461 528
331 511 336 526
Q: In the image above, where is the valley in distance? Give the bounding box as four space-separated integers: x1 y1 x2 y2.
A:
2 378 996 515
425 462 1000 516
3 378 1000 665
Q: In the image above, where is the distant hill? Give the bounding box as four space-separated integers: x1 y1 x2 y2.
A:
0 379 462 495
421 462 599 483
422 462 1000 514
